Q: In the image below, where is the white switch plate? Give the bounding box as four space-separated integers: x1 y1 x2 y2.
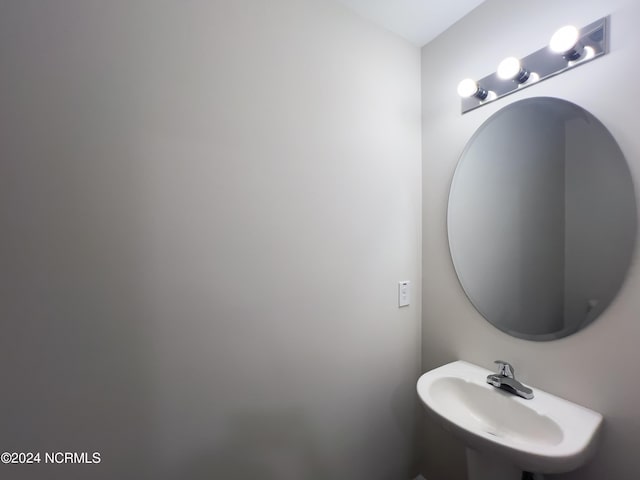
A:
398 281 410 307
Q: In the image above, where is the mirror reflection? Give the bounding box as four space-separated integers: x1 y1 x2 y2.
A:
448 97 636 340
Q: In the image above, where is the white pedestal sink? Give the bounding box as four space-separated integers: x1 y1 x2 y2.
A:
417 361 603 479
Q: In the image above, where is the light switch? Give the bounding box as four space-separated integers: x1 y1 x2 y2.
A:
398 281 410 307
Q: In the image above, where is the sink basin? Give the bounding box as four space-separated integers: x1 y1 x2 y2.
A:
417 361 602 475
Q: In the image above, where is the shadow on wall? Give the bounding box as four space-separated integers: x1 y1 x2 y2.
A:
0 128 157 479
177 410 330 480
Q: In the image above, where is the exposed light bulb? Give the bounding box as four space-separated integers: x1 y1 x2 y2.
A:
457 78 487 100
549 25 580 53
550 25 583 60
457 78 477 98
497 57 530 83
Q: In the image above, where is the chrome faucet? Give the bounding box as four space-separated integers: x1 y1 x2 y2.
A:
486 360 534 400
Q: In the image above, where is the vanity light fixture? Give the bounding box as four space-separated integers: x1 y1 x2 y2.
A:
458 16 608 114
457 78 488 100
496 57 530 83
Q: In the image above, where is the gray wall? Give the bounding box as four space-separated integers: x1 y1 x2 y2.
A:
0 1 422 479
421 0 640 479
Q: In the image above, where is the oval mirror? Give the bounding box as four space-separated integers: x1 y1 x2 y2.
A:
448 97 636 341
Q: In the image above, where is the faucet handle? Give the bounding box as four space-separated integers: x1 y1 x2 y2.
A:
494 360 515 378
